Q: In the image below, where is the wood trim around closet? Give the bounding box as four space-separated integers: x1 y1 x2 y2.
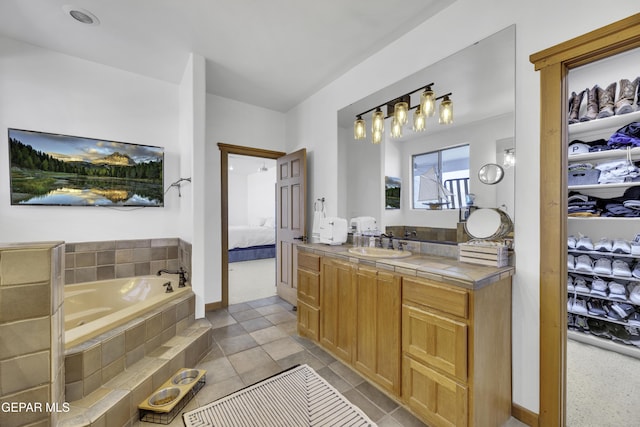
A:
529 13 640 427
218 143 286 307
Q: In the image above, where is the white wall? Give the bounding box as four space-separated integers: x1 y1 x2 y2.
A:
228 173 249 226
284 0 640 413
0 36 182 242
204 94 286 303
247 168 276 225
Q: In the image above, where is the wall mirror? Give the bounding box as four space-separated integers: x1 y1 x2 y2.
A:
478 163 505 185
337 25 515 241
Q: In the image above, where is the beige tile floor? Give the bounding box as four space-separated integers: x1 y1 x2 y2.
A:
135 295 526 427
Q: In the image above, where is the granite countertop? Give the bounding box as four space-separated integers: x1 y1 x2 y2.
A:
298 243 514 290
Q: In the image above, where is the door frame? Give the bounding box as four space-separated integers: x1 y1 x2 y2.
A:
218 143 286 308
530 14 640 427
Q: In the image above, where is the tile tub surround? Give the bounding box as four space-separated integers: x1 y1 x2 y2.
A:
58 318 212 427
64 292 199 402
64 238 192 285
0 241 65 427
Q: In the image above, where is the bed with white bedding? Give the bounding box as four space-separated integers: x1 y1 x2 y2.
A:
228 224 276 263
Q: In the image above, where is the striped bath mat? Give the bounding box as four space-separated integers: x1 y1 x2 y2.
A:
182 364 376 426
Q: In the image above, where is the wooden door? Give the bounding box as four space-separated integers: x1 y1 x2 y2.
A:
276 149 307 306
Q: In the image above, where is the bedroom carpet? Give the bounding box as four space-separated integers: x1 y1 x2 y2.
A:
228 258 277 304
182 364 376 426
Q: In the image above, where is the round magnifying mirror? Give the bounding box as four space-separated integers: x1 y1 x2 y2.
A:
478 163 505 185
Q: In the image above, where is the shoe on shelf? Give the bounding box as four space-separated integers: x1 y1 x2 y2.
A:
568 254 575 270
587 318 610 338
625 325 640 347
576 236 594 251
568 235 577 249
611 302 635 319
574 315 590 333
567 276 575 292
592 257 612 275
629 284 640 305
595 238 613 252
608 280 628 301
612 239 632 254
587 299 607 317
572 298 588 315
632 262 640 279
590 277 608 297
574 277 590 293
568 313 577 330
604 303 624 321
575 255 594 273
627 311 640 327
612 259 632 277
607 323 631 344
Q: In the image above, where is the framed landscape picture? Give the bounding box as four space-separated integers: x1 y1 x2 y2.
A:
385 176 401 209
8 129 164 206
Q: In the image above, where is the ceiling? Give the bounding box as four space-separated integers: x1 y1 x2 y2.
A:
0 0 456 112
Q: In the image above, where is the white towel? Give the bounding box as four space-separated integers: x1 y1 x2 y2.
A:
311 210 325 243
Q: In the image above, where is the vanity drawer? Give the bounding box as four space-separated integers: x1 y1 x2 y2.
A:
403 305 468 382
298 251 321 272
402 276 469 319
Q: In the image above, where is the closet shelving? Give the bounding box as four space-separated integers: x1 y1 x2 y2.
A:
567 105 640 359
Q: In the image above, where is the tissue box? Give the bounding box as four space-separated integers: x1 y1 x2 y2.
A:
458 243 509 267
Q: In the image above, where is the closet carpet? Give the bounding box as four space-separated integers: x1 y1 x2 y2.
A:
567 338 640 426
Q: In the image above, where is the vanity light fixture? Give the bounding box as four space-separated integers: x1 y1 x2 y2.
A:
438 94 453 125
412 105 426 132
354 115 366 140
353 83 453 143
503 148 515 168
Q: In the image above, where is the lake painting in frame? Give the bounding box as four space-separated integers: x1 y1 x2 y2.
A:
385 176 401 209
8 129 164 206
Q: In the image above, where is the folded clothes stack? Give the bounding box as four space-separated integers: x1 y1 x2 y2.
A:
567 187 640 217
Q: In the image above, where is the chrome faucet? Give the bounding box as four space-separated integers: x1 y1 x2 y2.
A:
157 267 188 287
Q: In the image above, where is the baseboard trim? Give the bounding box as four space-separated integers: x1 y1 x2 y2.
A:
512 403 539 427
205 301 223 311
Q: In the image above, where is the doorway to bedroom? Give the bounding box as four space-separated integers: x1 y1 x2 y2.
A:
227 154 278 304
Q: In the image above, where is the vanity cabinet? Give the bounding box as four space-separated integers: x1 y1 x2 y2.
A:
354 266 401 395
402 275 512 427
296 248 512 427
296 251 321 341
319 257 356 362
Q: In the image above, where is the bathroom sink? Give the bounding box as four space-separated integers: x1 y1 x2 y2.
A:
348 247 412 259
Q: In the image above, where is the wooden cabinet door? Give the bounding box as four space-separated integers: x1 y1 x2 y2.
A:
403 355 468 427
320 258 355 362
402 305 468 382
297 268 320 307
297 300 320 341
354 266 401 394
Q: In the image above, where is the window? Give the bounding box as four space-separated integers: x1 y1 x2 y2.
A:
412 145 470 209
